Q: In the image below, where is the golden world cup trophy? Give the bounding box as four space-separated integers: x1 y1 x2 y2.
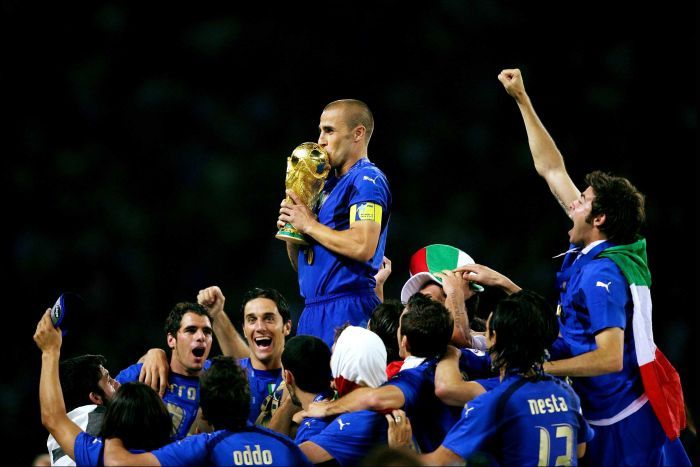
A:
275 142 331 246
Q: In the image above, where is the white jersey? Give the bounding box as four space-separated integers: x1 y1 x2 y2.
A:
47 404 105 466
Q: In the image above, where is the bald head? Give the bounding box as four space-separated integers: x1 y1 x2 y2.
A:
324 99 374 144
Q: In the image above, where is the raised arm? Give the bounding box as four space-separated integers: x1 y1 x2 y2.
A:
34 309 81 462
434 270 473 348
374 256 392 303
197 286 249 359
498 68 580 215
453 264 522 296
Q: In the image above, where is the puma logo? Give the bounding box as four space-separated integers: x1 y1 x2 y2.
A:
464 406 475 417
304 421 312 428
337 418 351 431
362 175 378 184
596 281 612 293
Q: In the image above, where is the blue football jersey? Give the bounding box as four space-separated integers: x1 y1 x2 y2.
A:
116 361 211 440
297 158 391 299
442 373 594 466
386 359 461 453
555 241 644 419
307 410 388 466
238 358 283 425
152 425 311 466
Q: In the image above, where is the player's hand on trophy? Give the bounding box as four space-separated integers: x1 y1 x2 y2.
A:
279 190 317 234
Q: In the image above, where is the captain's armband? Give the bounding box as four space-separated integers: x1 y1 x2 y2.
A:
349 202 383 225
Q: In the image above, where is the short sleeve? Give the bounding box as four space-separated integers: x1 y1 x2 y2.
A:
115 363 143 384
441 393 497 460
580 260 628 334
152 433 208 466
349 167 390 210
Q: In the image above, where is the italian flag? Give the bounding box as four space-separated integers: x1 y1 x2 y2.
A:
599 238 686 440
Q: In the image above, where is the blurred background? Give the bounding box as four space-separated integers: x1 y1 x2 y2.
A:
5 2 696 463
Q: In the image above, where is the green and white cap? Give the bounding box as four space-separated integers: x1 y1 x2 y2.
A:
400 244 484 304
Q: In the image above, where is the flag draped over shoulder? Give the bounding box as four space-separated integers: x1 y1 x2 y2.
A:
598 237 686 440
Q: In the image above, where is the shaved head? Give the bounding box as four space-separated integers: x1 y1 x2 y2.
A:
324 99 374 144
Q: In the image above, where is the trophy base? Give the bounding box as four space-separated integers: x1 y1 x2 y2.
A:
275 225 309 246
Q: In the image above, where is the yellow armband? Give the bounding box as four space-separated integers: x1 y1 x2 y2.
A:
349 202 382 224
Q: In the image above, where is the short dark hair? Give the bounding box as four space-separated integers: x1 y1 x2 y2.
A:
99 382 172 451
199 356 250 431
585 170 645 244
60 354 108 411
488 290 559 374
368 300 403 363
164 302 213 337
240 288 291 323
282 335 332 394
401 293 454 358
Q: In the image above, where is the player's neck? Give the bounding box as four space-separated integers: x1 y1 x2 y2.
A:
335 153 367 177
250 356 282 372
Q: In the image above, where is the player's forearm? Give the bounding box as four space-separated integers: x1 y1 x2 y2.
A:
285 242 299 272
266 396 300 437
445 295 472 348
40 350 66 427
306 222 378 263
212 311 249 359
544 348 623 377
516 99 579 213
434 358 484 406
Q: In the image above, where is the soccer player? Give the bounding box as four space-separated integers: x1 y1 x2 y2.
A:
277 99 392 348
388 290 594 465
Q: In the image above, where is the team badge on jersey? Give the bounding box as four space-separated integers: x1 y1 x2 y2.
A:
350 202 382 224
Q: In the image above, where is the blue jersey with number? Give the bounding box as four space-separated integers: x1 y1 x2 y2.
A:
238 358 283 425
116 361 211 440
152 425 311 466
442 373 594 466
386 359 461 453
307 410 387 466
297 158 391 299
554 241 643 420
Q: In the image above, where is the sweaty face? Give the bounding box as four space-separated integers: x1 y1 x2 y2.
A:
419 282 447 304
318 106 356 172
567 186 596 246
168 312 213 376
96 365 120 404
243 297 291 369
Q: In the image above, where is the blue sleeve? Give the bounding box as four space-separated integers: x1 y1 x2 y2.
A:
580 260 628 334
441 392 498 460
115 362 143 384
73 432 103 466
152 433 208 466
474 376 500 392
459 348 493 378
385 368 423 412
308 412 386 466
349 167 390 210
549 336 573 360
295 417 334 444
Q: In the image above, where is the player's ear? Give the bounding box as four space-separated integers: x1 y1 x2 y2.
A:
593 213 606 228
88 391 104 405
283 320 292 336
353 125 366 142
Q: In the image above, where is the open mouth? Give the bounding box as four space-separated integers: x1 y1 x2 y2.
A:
254 337 273 349
192 347 206 358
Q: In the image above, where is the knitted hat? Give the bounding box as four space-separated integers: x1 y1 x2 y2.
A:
400 244 484 304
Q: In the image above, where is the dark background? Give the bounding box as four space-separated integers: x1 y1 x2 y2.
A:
5 2 696 464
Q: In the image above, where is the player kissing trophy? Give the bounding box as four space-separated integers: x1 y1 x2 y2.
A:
275 142 331 245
